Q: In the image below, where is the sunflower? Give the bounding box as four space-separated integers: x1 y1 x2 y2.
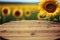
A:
2 7 11 16
25 9 31 17
37 13 44 20
39 0 60 18
13 9 23 18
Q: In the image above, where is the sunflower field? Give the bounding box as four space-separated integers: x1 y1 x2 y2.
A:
0 0 60 24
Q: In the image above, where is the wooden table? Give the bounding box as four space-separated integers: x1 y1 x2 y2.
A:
0 20 60 40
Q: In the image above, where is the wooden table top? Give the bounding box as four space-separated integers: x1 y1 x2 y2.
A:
0 20 60 40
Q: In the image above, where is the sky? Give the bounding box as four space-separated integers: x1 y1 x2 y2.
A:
0 0 60 3
58 0 60 3
0 0 40 3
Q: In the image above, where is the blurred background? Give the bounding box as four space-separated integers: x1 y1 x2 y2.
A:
0 0 39 3
0 0 60 3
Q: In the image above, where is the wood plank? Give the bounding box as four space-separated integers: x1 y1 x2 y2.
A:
0 36 60 40
0 21 60 37
0 21 60 31
0 20 60 40
0 32 60 37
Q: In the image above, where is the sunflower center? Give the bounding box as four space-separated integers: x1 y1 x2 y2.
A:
40 16 43 18
15 11 20 17
46 4 54 9
3 9 8 15
26 11 29 15
43 1 57 13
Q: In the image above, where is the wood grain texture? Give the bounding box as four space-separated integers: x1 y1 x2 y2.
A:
0 36 60 40
0 20 60 40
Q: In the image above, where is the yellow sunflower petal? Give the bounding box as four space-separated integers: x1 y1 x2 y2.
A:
40 0 58 3
2 7 11 16
46 4 60 17
39 0 60 18
37 12 44 20
13 8 23 18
